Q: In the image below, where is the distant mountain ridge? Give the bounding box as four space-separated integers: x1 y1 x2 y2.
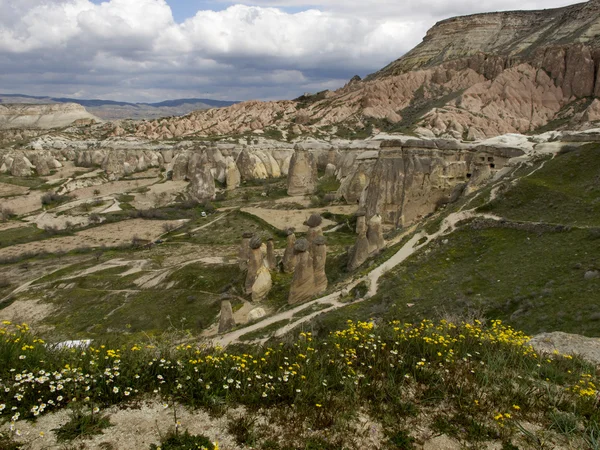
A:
0 94 238 120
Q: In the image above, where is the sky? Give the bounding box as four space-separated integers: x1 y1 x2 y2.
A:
0 0 581 103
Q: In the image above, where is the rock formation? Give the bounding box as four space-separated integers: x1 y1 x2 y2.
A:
218 300 236 333
305 214 323 252
105 1 600 141
348 213 371 271
361 140 521 227
266 237 277 270
238 232 254 270
367 214 385 254
0 103 99 129
245 236 272 301
313 236 328 294
287 146 317 195
288 238 315 304
282 228 297 274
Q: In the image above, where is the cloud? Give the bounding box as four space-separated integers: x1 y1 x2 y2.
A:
0 0 581 102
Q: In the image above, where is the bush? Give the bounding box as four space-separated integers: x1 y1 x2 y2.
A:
149 430 215 450
53 409 112 441
0 207 16 221
41 192 74 207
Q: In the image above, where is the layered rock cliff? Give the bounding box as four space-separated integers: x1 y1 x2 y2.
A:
102 0 600 141
0 103 100 129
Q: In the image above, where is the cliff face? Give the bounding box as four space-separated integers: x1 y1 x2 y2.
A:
100 1 600 140
0 103 100 129
369 0 600 79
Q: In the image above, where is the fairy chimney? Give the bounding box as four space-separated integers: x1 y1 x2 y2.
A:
288 238 315 304
282 228 297 273
313 236 328 294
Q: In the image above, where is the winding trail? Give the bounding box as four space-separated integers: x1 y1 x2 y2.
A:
212 154 556 347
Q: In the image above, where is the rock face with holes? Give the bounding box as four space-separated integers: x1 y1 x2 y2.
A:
287 146 318 195
289 238 315 304
362 140 521 226
313 236 328 294
282 229 297 274
218 300 236 333
245 236 273 301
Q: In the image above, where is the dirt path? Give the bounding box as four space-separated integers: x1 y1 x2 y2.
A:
212 156 551 346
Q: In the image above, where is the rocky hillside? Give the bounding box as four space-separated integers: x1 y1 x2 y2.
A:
0 103 99 129
110 0 600 141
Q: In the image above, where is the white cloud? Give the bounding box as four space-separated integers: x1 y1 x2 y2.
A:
0 0 583 102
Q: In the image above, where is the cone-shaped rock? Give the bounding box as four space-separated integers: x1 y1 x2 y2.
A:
287 147 317 196
238 232 254 270
245 236 272 301
313 236 328 294
305 214 323 252
288 238 315 304
266 237 277 270
355 212 367 235
348 222 370 271
218 300 236 333
367 214 385 253
282 229 297 274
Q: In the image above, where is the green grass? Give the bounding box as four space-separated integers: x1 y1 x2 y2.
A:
0 225 47 248
238 319 291 341
316 226 600 337
0 174 47 189
35 263 242 339
479 146 600 226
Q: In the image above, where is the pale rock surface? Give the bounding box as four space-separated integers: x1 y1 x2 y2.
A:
530 332 600 364
218 300 236 333
313 236 328 294
287 147 317 195
289 238 315 305
245 237 272 301
282 229 297 274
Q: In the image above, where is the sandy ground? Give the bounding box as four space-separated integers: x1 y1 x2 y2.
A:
3 398 240 450
1 191 46 216
0 181 28 198
0 218 187 258
241 205 357 231
0 221 27 232
45 161 97 181
0 298 54 324
67 178 156 202
131 180 189 209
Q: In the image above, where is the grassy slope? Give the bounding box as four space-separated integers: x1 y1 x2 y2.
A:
311 147 600 337
479 145 600 226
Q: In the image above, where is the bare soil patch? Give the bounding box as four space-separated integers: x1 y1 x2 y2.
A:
241 205 356 231
0 218 186 258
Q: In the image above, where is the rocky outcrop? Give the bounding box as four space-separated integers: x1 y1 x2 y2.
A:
305 214 324 253
188 153 216 203
361 140 520 227
106 1 600 141
366 215 385 254
313 236 328 294
0 103 99 129
282 229 297 274
287 147 318 195
245 236 272 301
348 213 371 271
288 238 315 304
218 300 236 333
